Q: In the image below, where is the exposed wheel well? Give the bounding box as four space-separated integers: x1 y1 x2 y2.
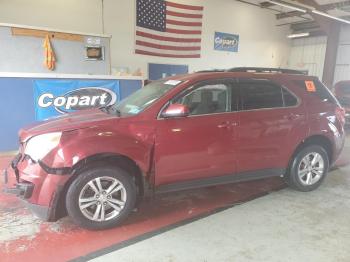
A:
291 135 333 167
54 153 146 220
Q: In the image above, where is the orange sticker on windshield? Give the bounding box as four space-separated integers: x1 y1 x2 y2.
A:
305 81 316 92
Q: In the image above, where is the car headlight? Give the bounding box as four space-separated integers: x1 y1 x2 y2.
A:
24 132 62 161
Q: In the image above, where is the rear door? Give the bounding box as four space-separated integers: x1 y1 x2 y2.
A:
236 78 307 173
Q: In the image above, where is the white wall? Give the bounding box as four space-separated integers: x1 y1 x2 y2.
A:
334 26 350 84
287 36 327 80
0 0 291 76
0 0 103 33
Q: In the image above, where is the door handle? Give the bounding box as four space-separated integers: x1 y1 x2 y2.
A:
284 113 300 121
217 121 231 129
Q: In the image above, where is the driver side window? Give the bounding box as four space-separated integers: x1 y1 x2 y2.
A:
176 83 229 116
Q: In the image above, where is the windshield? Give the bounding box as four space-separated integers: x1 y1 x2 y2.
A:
106 80 182 116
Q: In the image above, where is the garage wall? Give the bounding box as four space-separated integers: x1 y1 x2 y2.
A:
0 27 111 74
0 0 291 75
334 26 350 85
287 36 327 80
0 0 103 33
103 0 291 74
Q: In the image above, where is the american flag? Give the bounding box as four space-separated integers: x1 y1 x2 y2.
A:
135 0 203 58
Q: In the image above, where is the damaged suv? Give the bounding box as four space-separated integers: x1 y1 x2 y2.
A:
4 68 346 230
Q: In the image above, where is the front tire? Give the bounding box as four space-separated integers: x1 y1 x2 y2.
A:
286 145 329 192
66 166 137 230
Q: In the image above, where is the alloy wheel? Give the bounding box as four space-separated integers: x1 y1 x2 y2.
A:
78 176 127 222
298 152 325 186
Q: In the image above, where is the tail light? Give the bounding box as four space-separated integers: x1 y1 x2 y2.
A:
335 107 346 126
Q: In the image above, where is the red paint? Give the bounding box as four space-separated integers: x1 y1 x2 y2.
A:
3 72 346 225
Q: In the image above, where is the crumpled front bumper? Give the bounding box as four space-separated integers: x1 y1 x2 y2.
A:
2 154 69 221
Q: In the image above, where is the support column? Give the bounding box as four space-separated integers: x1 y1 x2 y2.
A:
322 22 341 87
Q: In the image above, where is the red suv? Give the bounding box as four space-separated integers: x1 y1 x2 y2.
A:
4 68 346 230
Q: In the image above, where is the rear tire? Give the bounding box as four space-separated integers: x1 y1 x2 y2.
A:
285 145 329 192
66 166 137 230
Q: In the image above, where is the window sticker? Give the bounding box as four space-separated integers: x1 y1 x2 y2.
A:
164 80 182 86
305 81 316 92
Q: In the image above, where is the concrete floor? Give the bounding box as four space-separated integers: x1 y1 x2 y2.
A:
93 145 350 261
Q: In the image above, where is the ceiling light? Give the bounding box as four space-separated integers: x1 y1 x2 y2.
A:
287 32 310 38
268 0 307 13
312 10 350 24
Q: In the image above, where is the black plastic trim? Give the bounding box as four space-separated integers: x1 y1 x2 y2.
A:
156 168 285 194
38 160 71 175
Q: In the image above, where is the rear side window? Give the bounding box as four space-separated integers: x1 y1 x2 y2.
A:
282 88 298 107
294 79 339 105
240 82 283 110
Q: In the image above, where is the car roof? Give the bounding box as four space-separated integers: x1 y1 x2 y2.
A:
165 71 317 84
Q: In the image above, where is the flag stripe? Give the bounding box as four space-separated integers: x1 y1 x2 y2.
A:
166 24 202 31
136 26 201 39
136 45 200 55
136 35 201 47
136 40 201 51
166 10 203 19
167 6 203 15
166 28 201 35
167 15 202 23
136 30 201 43
166 1 204 11
166 19 202 27
136 49 201 58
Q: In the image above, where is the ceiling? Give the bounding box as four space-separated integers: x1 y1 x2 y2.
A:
237 0 350 35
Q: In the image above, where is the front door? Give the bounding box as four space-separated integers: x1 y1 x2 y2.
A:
154 80 239 186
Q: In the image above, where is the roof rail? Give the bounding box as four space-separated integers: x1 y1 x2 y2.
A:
195 69 225 73
227 67 307 75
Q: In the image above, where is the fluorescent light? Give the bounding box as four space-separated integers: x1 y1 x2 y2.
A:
287 32 310 38
312 10 350 24
268 0 307 13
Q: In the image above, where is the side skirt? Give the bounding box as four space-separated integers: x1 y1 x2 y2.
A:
155 168 285 194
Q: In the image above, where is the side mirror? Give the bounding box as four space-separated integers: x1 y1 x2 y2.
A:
162 103 190 118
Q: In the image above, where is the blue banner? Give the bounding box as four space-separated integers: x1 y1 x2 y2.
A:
33 79 120 120
214 32 239 52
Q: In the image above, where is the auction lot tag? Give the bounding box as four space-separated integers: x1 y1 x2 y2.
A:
305 81 316 92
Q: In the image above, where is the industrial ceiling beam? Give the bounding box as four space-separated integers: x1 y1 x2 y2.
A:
290 20 320 31
321 0 350 11
276 10 304 19
276 0 350 20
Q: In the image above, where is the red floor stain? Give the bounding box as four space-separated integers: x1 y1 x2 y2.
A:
0 138 349 262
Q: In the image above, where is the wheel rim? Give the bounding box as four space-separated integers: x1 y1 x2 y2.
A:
78 176 127 222
298 152 325 186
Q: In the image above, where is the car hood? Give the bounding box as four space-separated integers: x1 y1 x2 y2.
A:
19 109 117 141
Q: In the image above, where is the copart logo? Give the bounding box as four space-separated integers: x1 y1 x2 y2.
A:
214 36 238 48
38 87 117 114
